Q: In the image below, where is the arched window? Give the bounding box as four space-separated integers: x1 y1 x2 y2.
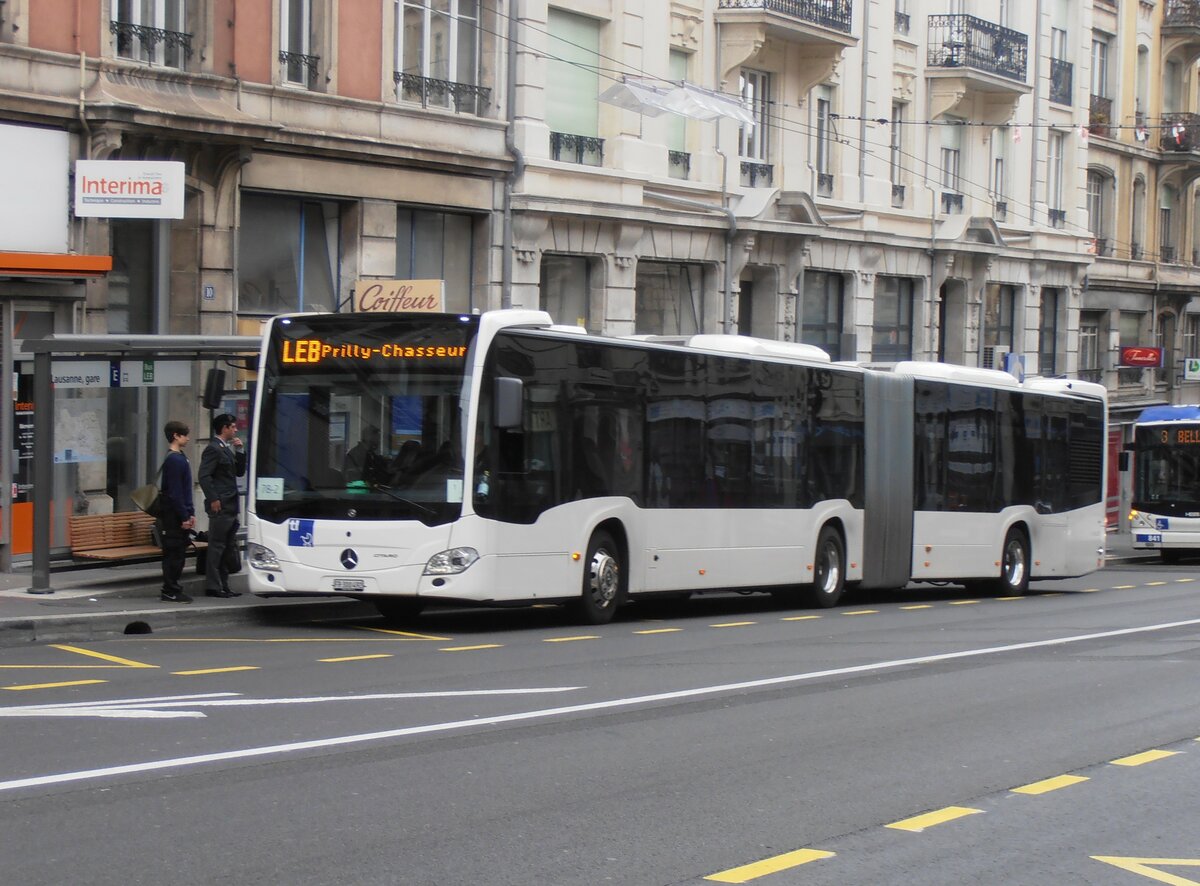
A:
1131 176 1146 259
1160 184 1179 263
1086 169 1112 254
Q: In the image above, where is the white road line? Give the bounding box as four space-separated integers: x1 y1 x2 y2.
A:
3 617 1199 793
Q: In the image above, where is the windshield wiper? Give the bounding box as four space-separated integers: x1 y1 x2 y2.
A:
370 483 437 517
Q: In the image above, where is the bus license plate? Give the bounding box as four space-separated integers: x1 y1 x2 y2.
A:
332 578 366 591
1136 533 1163 544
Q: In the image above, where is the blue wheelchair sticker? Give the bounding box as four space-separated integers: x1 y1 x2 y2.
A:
288 519 315 547
1155 518 1170 530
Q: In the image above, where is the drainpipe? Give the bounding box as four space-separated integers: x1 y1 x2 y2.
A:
644 189 738 333
858 0 870 203
1028 0 1044 226
501 0 525 310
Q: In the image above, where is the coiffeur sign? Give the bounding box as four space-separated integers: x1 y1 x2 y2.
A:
353 279 444 313
1119 346 1163 367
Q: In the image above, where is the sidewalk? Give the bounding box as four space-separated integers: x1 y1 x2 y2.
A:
0 534 1158 648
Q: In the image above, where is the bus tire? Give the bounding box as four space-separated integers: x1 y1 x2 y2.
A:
989 528 1030 596
375 598 425 621
1161 549 1183 564
573 530 623 625
805 526 845 608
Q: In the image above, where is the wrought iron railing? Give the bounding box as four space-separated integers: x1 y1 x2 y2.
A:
1161 111 1200 151
394 73 491 115
280 51 320 88
551 132 604 166
892 184 906 206
817 172 834 195
941 192 963 214
1131 243 1143 261
1089 94 1112 136
668 151 691 179
994 200 1007 222
1049 208 1066 227
1161 245 1177 263
110 20 192 68
717 0 852 34
1049 58 1072 105
1095 238 1112 257
1077 368 1103 384
741 161 774 187
894 11 910 35
1164 0 1200 28
927 14 1027 83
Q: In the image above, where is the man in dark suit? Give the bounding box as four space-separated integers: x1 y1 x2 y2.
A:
199 413 247 597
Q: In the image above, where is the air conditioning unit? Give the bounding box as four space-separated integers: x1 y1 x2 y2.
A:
983 345 1010 370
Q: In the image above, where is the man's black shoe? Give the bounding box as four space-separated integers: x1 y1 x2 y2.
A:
205 589 238 598
223 589 243 597
162 591 193 603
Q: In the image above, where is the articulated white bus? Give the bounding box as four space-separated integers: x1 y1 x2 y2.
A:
1129 404 1200 562
244 310 1108 623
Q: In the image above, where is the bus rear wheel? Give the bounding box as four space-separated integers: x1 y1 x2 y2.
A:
573 530 623 625
375 598 425 622
988 528 1030 596
805 526 846 608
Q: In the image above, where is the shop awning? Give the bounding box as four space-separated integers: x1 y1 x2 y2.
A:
0 252 112 279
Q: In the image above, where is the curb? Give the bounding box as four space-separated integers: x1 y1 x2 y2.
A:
0 598 378 648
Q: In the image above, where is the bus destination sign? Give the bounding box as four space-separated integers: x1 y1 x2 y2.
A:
1166 427 1200 445
280 339 468 365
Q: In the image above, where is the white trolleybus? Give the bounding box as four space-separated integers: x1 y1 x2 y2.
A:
1128 404 1200 561
244 310 1108 623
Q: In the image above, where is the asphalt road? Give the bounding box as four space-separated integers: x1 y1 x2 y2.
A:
2 563 1199 886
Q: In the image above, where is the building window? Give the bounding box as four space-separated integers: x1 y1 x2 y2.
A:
872 277 913 361
395 0 486 114
890 102 905 185
636 262 706 336
1047 131 1064 218
1039 288 1059 376
1091 35 1109 98
109 219 157 334
983 283 1016 358
1079 311 1102 383
1157 312 1176 387
396 208 475 314
1185 314 1200 360
111 0 190 68
547 9 601 165
238 193 339 315
991 127 1007 218
668 49 690 179
280 0 319 87
801 271 844 361
1132 176 1146 259
738 69 772 186
815 85 833 195
940 119 962 193
1160 185 1177 262
540 255 593 332
1119 311 1144 386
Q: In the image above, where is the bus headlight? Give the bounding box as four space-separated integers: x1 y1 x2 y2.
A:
424 547 479 575
247 543 282 571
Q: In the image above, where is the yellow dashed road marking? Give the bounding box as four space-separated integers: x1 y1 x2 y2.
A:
1078 588 1101 593
439 644 504 652
543 635 599 643
705 848 836 883
317 654 393 663
1147 581 1168 587
711 621 756 628
886 806 982 832
900 604 933 610
1012 774 1089 795
781 615 822 621
634 628 683 634
4 679 108 691
1113 585 1137 590
1111 749 1180 767
1177 578 1195 583
842 609 878 616
1092 856 1200 885
995 596 1024 601
172 666 260 676
948 600 980 606
49 645 158 668
355 627 452 641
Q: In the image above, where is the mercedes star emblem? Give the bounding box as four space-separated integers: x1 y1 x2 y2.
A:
340 549 359 570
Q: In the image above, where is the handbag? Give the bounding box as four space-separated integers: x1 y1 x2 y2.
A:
131 483 164 518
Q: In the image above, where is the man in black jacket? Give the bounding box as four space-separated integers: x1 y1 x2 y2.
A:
199 413 247 597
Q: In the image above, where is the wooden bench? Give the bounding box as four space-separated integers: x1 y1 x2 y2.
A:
68 511 208 563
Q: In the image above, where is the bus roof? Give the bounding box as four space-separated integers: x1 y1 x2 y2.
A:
1135 404 1200 425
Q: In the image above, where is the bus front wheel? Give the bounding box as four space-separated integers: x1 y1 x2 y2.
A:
805 526 846 608
573 530 623 625
989 529 1030 596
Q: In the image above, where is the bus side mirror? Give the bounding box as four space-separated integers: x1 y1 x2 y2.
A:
494 377 524 429
202 368 226 410
1118 451 1130 472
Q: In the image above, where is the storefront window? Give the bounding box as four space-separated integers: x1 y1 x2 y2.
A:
238 193 339 314
396 208 474 313
541 254 593 330
635 262 705 335
801 271 843 360
872 276 913 361
109 219 155 334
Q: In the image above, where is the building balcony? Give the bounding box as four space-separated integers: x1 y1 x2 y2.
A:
993 200 1007 222
1162 112 1200 152
1163 1 1200 60
551 132 604 166
717 0 856 99
817 172 833 196
110 19 192 69
1089 95 1112 137
895 11 910 35
1049 58 1072 106
394 73 491 115
1049 208 1066 228
941 192 963 214
1161 245 1178 263
668 150 691 180
280 51 320 89
892 183 906 207
741 161 774 188
927 15 1027 83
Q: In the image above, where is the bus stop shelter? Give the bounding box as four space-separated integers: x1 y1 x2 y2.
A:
19 334 261 594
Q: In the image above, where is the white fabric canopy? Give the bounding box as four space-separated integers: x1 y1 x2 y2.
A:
599 77 757 127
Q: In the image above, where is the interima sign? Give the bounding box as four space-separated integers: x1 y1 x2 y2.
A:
74 160 185 219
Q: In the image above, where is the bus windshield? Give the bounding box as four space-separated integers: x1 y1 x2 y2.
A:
1134 424 1200 511
253 313 479 526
